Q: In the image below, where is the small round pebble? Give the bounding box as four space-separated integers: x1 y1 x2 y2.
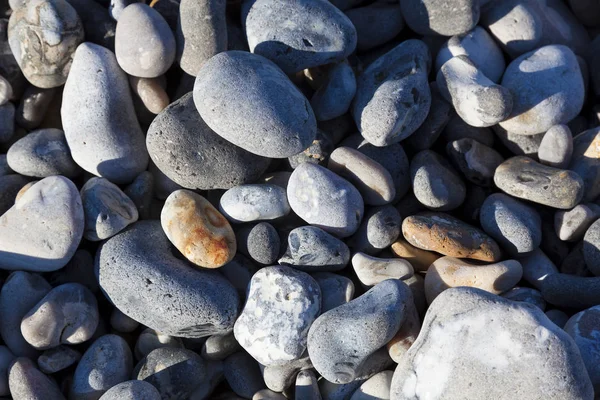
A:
538 125 573 169
202 332 241 361
237 222 280 265
0 102 15 143
220 184 291 223
345 2 404 52
501 287 546 310
347 205 401 255
583 219 600 277
555 204 600 242
400 0 479 36
518 248 559 289
124 171 154 220
405 82 453 151
99 380 161 400
15 86 56 130
223 352 266 399
128 76 169 115
570 127 600 202
37 345 81 374
541 273 600 309
261 353 313 392
546 309 570 329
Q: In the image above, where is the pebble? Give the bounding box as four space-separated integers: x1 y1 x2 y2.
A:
352 252 413 287
21 283 98 349
254 389 287 400
350 370 393 400
295 369 321 400
494 125 544 157
310 61 356 121
234 265 321 366
570 127 600 202
0 102 14 143
176 0 227 76
70 335 133 400
541 273 600 309
402 212 501 262
400 0 479 36
147 93 270 190
223 352 265 399
0 174 28 215
134 329 184 360
546 309 570 329
328 146 395 206
38 345 81 374
124 171 153 220
110 308 139 333
261 352 312 392
97 220 240 337
202 332 241 361
62 42 148 184
194 51 317 158
15 86 56 130
312 272 354 313
0 176 84 271
245 0 356 74
425 256 523 303
81 177 138 241
128 76 169 115
386 304 421 363
446 138 504 187
115 4 175 78
307 280 411 384
220 184 290 223
287 163 364 238
405 82 453 151
410 150 466 211
501 287 546 310
346 2 403 52
555 204 600 242
352 39 431 146
347 205 401 255
564 306 600 392
390 287 594 400
494 156 584 209
436 26 505 83
437 55 512 128
161 189 236 269
499 45 585 135
390 238 440 272
538 124 573 169
583 219 600 276
0 272 51 358
8 0 84 88
99 380 161 400
9 357 65 400
135 347 209 400
108 0 141 20
518 248 559 289
319 379 365 400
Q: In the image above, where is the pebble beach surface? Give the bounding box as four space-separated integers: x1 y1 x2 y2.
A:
1 0 600 399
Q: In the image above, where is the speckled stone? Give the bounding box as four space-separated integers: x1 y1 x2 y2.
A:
555 204 600 242
161 190 236 269
236 222 280 265
64 0 116 50
352 252 413 287
288 130 334 169
0 176 84 271
96 221 240 338
134 328 184 360
287 163 364 238
71 334 133 400
390 237 440 273
15 86 56 130
570 127 600 202
62 42 148 184
564 306 600 392
312 272 354 313
347 205 401 255
499 45 585 135
8 0 84 88
220 184 290 223
294 369 321 400
400 0 479 36
494 156 584 209
224 351 265 398
310 61 356 121
38 345 81 374
234 266 321 366
99 380 161 400
9 357 65 400
538 125 573 169
541 273 600 309
254 389 287 400
308 280 412 384
446 138 504 187
115 4 175 78
390 287 594 400
402 212 501 262
410 150 466 211
352 39 431 147
194 51 317 158
147 93 270 190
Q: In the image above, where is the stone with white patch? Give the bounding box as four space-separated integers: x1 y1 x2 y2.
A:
352 252 414 287
219 184 290 223
279 226 350 272
390 287 593 400
234 266 321 366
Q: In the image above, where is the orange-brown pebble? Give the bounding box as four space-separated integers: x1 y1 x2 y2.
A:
161 189 236 268
402 212 502 262
390 237 440 272
129 75 170 114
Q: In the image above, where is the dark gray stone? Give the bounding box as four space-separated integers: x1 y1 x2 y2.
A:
347 205 401 255
38 346 81 374
446 138 504 187
223 352 266 398
236 222 281 265
15 86 56 130
541 273 600 309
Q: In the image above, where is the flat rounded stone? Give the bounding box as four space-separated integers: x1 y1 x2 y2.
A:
8 0 84 88
410 150 466 211
135 348 209 399
352 252 413 287
390 287 594 400
402 212 501 262
224 352 265 398
96 220 240 338
400 0 479 36
287 163 364 238
570 127 600 202
219 184 290 223
99 381 161 400
9 357 65 400
233 265 321 366
129 76 169 115
147 93 270 190
295 369 321 400
555 204 600 242
564 306 600 392
499 45 585 135
62 42 148 184
541 273 600 309
328 146 395 206
494 156 584 209
161 189 236 269
0 176 84 271
71 335 133 400
350 370 393 400
7 128 80 178
81 177 138 241
176 0 227 76
21 283 98 349
312 272 354 313
501 287 546 310
347 205 401 255
115 4 175 78
307 280 412 384
352 39 431 146
436 26 505 83
202 332 241 361
134 328 184 360
310 61 356 121
390 237 440 272
518 248 559 289
386 304 421 363
346 2 404 52
16 86 56 130
446 138 504 187
245 0 356 74
236 222 280 265
38 345 81 374
538 124 573 169
193 51 317 158
583 219 600 276
425 256 523 303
